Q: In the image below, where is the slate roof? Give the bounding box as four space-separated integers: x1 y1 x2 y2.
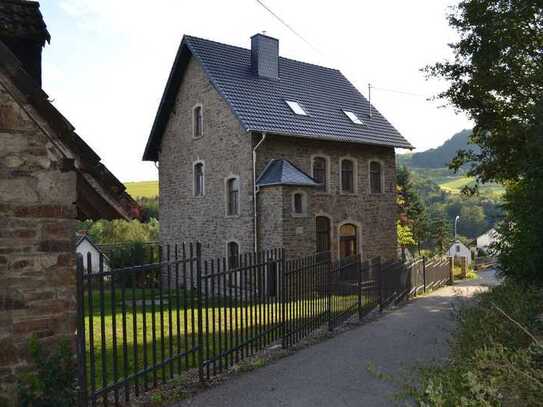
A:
144 35 413 161
0 0 50 43
256 159 319 187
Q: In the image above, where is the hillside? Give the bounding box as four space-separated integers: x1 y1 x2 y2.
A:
124 180 158 198
398 129 477 169
398 130 503 196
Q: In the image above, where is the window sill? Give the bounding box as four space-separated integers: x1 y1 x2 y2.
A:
339 192 358 196
225 214 241 219
291 213 308 218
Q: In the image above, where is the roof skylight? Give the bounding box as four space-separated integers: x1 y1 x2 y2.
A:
343 110 364 125
286 100 308 116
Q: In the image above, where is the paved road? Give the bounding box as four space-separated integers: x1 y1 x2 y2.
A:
175 271 497 407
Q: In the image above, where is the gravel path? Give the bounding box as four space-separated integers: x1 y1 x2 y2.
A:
174 270 498 407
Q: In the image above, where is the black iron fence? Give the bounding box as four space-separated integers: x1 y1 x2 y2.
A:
76 246 452 406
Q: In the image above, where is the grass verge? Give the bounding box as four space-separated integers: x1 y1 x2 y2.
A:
402 280 543 406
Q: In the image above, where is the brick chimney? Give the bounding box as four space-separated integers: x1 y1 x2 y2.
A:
251 33 279 80
0 1 50 87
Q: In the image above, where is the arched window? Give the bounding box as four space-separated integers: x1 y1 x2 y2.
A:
194 162 204 196
341 159 354 193
316 216 331 254
292 192 306 215
312 157 327 192
193 105 203 138
339 223 357 258
370 161 383 193
226 177 239 215
227 241 239 269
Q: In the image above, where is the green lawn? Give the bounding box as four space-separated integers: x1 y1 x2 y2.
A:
83 288 365 392
124 180 159 198
438 176 504 196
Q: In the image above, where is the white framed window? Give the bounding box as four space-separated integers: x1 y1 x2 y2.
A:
311 155 329 193
192 104 203 138
339 157 357 194
227 241 240 270
291 191 307 216
343 110 364 125
285 100 308 116
368 160 384 194
193 161 205 196
225 176 240 216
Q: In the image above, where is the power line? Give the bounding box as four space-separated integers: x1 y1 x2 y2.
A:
255 0 323 55
369 86 430 99
255 1 433 101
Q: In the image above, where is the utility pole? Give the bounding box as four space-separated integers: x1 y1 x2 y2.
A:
454 215 460 241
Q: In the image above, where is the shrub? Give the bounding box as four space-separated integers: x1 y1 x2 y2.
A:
16 336 77 407
404 281 543 406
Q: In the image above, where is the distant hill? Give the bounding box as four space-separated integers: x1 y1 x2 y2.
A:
125 181 158 198
399 129 478 169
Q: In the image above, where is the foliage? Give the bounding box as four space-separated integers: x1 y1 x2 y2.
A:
495 176 543 285
80 218 159 245
426 0 543 283
16 336 78 407
404 281 543 406
397 220 416 248
138 196 159 221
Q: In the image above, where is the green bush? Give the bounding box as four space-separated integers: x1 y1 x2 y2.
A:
16 336 77 407
405 281 543 406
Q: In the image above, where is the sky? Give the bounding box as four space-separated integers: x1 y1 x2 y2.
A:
39 0 472 182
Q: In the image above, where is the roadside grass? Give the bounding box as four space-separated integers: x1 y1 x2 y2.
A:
124 181 159 198
401 280 543 406
83 289 363 391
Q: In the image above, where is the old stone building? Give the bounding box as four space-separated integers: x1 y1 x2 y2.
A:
144 34 413 262
0 1 137 404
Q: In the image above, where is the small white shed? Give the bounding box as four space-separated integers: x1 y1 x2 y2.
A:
76 235 110 272
447 240 472 265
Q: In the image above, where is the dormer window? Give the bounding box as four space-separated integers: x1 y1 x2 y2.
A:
343 110 364 125
286 101 308 116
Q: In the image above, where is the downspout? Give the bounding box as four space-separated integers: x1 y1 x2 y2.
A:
253 132 267 252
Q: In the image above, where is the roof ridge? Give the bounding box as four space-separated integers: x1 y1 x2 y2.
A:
183 34 340 73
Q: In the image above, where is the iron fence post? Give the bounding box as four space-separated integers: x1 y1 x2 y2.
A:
281 249 288 348
376 257 383 312
196 242 204 382
327 259 333 331
422 256 427 293
75 254 88 407
357 255 363 321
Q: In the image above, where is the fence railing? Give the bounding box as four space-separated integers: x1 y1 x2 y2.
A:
76 246 452 406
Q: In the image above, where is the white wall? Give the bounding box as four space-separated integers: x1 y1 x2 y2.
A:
447 242 472 265
76 239 110 272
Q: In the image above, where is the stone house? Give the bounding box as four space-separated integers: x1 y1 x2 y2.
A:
0 1 137 403
143 33 413 262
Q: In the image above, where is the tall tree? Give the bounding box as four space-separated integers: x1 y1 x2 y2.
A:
426 0 543 283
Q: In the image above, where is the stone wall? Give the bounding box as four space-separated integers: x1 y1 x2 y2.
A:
256 135 398 261
0 77 77 405
158 56 254 260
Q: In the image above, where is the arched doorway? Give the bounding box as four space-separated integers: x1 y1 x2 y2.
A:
339 223 358 258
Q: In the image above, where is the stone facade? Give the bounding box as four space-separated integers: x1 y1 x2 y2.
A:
158 57 254 259
0 75 77 405
159 55 398 263
255 136 398 261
